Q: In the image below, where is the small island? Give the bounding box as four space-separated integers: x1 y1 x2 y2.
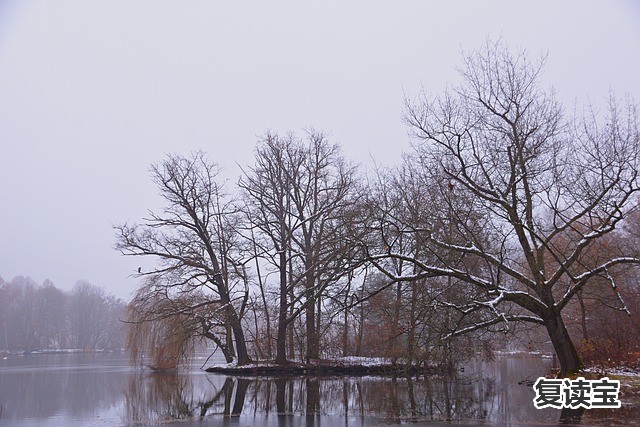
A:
205 357 438 377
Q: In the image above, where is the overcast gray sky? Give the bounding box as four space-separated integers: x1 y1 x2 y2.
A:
1 1 639 299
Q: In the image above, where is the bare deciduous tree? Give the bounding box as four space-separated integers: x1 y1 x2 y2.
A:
367 40 640 375
116 152 251 366
240 131 360 362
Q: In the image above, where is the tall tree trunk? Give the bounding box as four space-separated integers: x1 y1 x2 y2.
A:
214 275 251 365
225 324 235 359
275 250 289 364
544 309 582 375
305 296 318 360
288 252 296 360
577 291 589 342
407 281 418 363
390 281 402 364
316 294 322 353
254 248 272 359
229 314 251 365
355 288 364 356
342 302 349 357
305 255 319 360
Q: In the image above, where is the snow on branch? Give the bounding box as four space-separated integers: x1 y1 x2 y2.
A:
605 268 631 316
557 256 640 309
366 249 495 289
425 236 537 289
442 314 545 340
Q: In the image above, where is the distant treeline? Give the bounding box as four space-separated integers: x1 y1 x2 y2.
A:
0 276 126 352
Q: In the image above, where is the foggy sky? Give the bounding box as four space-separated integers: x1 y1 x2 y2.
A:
1 1 639 299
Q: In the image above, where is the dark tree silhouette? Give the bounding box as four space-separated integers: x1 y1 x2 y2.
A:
367 40 640 375
116 152 251 365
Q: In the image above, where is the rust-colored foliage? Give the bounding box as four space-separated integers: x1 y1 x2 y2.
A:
125 286 199 371
580 339 640 370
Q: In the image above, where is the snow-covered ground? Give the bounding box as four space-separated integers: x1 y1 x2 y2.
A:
583 366 640 377
208 356 392 370
323 356 390 366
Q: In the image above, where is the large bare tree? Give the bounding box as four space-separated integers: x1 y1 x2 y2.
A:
239 132 299 363
367 41 640 375
116 152 251 365
239 130 360 362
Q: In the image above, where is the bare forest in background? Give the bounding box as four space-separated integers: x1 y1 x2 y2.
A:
0 276 125 352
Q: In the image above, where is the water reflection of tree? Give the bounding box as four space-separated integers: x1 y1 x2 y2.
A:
122 365 582 425
126 374 489 423
125 372 266 424
126 373 189 423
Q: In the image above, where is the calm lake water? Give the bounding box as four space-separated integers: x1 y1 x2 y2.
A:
0 352 637 426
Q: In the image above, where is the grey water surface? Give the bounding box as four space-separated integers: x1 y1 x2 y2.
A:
0 352 636 426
